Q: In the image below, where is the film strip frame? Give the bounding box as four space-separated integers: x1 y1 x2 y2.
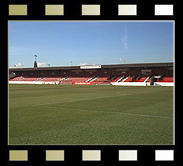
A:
6 2 175 18
1 0 181 166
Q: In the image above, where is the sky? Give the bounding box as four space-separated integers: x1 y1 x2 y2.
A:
9 21 174 68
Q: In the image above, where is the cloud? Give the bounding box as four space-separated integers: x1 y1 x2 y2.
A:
120 58 126 64
122 22 128 50
14 63 23 67
37 62 50 67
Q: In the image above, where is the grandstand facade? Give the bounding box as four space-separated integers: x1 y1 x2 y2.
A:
9 62 174 86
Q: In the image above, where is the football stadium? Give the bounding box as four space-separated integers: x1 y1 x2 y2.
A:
8 21 174 145
9 62 174 145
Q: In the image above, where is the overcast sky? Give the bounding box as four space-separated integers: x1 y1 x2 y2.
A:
9 21 174 68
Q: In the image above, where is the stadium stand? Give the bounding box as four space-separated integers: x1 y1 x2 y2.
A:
9 62 174 86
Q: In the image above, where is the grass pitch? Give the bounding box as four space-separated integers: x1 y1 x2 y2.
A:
9 84 173 145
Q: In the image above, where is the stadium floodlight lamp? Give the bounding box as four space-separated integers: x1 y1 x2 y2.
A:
34 55 37 61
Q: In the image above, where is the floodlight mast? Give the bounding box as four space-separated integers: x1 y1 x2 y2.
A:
34 55 37 68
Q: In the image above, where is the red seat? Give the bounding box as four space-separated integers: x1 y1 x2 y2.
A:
124 77 133 82
157 77 173 82
134 77 147 82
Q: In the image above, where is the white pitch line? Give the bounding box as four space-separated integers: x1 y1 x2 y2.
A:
43 106 173 120
13 88 171 108
12 93 129 108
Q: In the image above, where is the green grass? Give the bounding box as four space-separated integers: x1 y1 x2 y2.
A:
9 84 173 145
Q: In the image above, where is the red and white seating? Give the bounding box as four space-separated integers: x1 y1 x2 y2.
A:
111 76 122 82
156 77 173 82
92 76 110 84
42 77 65 82
20 77 42 81
134 77 148 82
9 76 23 81
124 76 133 82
